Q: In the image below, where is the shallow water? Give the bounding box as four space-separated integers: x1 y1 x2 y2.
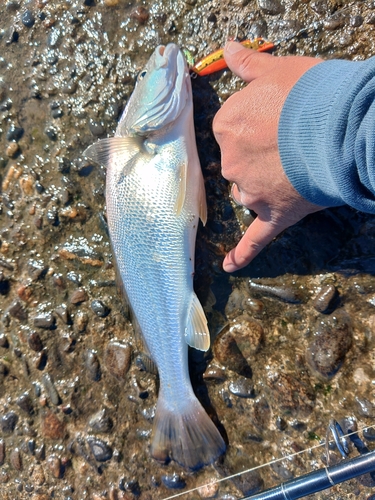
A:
0 0 375 499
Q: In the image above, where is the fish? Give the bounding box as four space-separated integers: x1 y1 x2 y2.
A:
84 43 226 469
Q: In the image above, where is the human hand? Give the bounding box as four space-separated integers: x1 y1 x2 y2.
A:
213 42 326 272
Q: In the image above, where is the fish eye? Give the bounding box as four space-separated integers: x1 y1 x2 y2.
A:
138 70 147 80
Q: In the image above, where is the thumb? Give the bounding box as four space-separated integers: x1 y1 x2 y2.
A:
224 41 276 82
223 217 286 272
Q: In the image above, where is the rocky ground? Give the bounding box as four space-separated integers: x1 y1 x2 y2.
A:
1 0 375 499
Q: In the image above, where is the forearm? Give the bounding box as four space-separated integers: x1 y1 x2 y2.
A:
279 56 375 213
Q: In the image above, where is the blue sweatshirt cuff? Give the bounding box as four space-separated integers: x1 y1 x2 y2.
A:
278 57 375 213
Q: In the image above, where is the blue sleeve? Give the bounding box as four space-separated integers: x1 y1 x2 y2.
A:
278 57 375 213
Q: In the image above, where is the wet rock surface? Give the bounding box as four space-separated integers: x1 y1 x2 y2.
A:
0 0 374 499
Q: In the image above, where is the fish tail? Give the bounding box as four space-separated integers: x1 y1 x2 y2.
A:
150 393 226 470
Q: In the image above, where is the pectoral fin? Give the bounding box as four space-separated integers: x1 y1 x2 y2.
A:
199 172 207 225
174 161 187 216
185 293 210 351
83 136 144 174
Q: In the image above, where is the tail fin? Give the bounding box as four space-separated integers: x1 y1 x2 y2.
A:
151 395 225 470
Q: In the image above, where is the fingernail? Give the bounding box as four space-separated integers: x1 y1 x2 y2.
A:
225 41 245 55
223 261 237 273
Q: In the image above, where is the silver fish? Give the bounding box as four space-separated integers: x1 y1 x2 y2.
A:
84 44 225 469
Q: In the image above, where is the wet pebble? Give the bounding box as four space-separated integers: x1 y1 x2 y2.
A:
355 397 375 418
0 439 4 466
161 473 186 489
363 427 375 441
6 141 19 158
85 350 101 381
88 119 106 137
1 411 18 433
87 437 113 462
28 259 48 280
70 289 88 304
214 315 264 377
104 341 132 380
16 392 34 414
130 6 149 24
42 373 61 405
91 299 110 318
47 455 61 478
313 284 339 313
22 9 35 27
54 304 71 325
0 333 9 347
27 331 43 352
203 364 226 382
10 448 22 470
257 0 284 15
248 280 302 303
88 409 113 433
6 124 24 141
34 311 55 329
75 311 89 332
41 411 65 440
350 15 363 27
229 377 255 398
30 464 45 486
44 125 58 141
306 315 352 380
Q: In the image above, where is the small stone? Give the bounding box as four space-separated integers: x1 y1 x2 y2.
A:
161 473 186 489
70 289 88 304
229 377 255 398
214 315 264 377
16 392 34 414
0 333 9 348
41 411 65 439
6 124 24 141
87 437 113 462
85 350 101 381
257 0 284 14
313 284 338 314
88 409 113 433
10 448 22 470
54 304 71 324
42 373 61 405
47 455 61 478
1 411 18 433
75 311 88 332
130 6 149 24
45 125 58 140
91 299 110 317
104 0 119 5
22 9 35 27
27 331 43 352
306 314 352 380
30 464 45 486
104 341 132 380
34 311 55 329
28 259 47 280
0 440 5 465
6 142 19 158
88 119 105 137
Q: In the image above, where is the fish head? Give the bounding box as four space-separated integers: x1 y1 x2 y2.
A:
117 44 190 137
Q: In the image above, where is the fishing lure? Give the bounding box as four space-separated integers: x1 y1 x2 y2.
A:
190 38 275 76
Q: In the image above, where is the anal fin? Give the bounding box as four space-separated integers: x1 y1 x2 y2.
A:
185 293 210 351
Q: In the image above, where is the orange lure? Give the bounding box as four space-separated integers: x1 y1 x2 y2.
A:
191 38 275 76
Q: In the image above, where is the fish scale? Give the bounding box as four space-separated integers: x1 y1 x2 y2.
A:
84 43 225 469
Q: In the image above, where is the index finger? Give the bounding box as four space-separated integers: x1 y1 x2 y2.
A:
223 216 285 272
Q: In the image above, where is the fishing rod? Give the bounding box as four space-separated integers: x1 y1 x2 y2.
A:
162 421 375 500
242 449 375 500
